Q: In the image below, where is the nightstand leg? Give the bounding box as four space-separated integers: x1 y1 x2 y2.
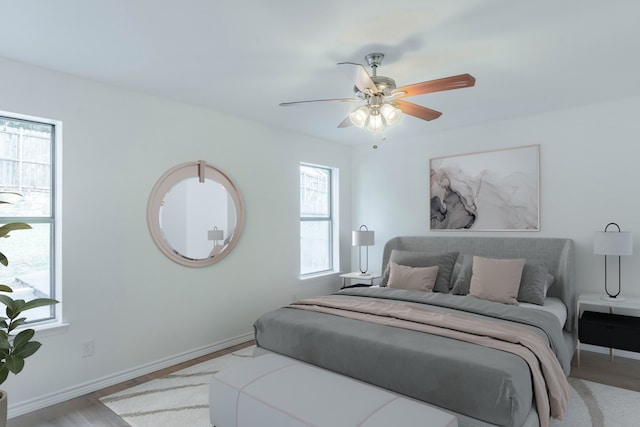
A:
577 340 580 367
609 306 615 363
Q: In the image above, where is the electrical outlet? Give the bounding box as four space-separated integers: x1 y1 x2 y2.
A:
81 340 94 358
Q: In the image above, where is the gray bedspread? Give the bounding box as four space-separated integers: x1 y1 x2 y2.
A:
253 287 571 427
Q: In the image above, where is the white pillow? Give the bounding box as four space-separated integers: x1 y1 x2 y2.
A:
387 262 440 292
469 256 526 305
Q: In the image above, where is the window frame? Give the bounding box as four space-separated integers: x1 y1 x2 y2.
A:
299 163 338 277
0 111 61 328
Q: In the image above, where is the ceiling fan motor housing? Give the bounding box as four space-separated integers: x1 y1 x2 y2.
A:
352 53 398 98
354 76 397 98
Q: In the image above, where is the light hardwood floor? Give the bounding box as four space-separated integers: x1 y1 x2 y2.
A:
7 347 640 427
7 341 255 427
570 350 640 392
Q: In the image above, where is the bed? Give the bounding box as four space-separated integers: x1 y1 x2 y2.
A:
254 236 576 427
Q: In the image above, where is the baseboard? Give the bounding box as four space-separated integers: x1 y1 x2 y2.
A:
8 331 254 419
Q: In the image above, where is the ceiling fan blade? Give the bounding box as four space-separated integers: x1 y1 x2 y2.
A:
337 62 378 94
337 116 353 128
394 100 443 121
392 74 476 98
279 98 357 107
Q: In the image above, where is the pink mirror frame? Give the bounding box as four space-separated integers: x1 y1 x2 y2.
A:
147 160 245 267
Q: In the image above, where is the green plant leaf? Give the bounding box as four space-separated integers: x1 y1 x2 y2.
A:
6 354 25 374
14 341 41 360
13 328 35 349
21 298 59 312
11 299 26 314
0 364 8 385
7 317 26 332
0 204 51 385
0 295 16 311
0 192 24 201
0 223 32 239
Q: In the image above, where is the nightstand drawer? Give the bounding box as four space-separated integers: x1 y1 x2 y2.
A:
579 311 640 352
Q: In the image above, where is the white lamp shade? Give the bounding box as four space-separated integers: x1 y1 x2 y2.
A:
349 106 369 128
380 103 402 125
352 230 374 246
208 229 224 241
366 113 384 132
594 231 633 256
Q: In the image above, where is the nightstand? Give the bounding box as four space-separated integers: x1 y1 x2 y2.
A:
576 293 640 367
339 272 380 289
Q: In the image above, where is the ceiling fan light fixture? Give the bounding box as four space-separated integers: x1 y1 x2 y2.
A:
380 103 402 126
280 52 475 135
366 110 385 132
349 105 369 127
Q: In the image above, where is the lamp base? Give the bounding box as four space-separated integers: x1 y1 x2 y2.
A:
601 295 626 302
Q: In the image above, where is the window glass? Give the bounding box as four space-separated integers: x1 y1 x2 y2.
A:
300 164 334 275
300 221 330 275
0 116 56 324
300 165 329 217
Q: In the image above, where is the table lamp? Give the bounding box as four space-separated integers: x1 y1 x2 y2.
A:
352 225 375 274
594 222 633 301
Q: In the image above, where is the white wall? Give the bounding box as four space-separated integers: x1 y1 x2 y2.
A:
351 96 640 301
2 56 639 417
0 57 352 416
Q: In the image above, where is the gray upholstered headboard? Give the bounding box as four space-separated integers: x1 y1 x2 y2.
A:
382 236 576 332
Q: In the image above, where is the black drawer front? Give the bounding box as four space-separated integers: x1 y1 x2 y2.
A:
579 311 640 352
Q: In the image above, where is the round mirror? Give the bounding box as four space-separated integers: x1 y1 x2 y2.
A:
147 161 245 267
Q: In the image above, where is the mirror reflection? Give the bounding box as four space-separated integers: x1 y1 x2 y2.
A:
160 178 237 260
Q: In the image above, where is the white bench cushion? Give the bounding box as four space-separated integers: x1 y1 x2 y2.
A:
210 352 458 427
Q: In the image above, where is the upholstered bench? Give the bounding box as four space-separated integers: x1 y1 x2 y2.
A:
210 352 458 427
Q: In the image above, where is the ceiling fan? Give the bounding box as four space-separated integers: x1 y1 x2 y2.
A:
280 53 476 132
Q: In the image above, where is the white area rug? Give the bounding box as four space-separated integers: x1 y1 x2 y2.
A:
100 345 255 427
550 377 640 427
102 346 640 427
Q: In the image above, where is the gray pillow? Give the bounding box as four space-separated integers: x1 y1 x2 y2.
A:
451 254 474 295
517 260 550 305
382 250 459 293
451 255 551 305
544 273 555 296
449 255 464 290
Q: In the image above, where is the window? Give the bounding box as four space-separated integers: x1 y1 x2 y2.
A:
0 114 58 325
300 164 337 276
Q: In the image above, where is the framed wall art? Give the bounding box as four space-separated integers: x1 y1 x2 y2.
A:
430 144 540 231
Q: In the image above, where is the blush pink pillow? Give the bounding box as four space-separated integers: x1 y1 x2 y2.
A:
469 256 526 305
387 262 440 292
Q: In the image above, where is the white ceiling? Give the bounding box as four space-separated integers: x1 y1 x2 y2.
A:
1 0 639 145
